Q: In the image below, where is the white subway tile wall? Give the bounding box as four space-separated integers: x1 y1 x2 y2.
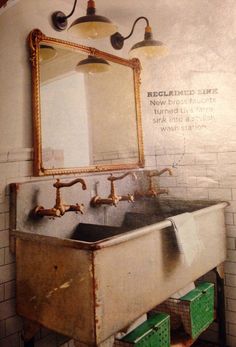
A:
0 148 74 346
145 144 236 344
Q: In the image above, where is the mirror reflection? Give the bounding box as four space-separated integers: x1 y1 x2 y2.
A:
30 30 144 175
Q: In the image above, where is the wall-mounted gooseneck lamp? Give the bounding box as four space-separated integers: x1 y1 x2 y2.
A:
110 16 167 58
52 0 117 39
51 3 167 61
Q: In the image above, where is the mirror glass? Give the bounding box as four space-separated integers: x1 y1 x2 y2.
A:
30 30 144 175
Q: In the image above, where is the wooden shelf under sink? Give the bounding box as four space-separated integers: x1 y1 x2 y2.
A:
171 307 218 347
171 330 218 347
171 331 196 347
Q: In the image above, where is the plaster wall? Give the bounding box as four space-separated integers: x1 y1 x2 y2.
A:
0 0 236 346
139 2 236 346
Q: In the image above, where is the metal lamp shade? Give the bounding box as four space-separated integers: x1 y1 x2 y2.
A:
76 56 110 73
68 15 117 39
129 39 168 59
39 45 57 63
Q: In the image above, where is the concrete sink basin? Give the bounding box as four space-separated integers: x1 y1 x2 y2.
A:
70 223 131 242
10 199 228 346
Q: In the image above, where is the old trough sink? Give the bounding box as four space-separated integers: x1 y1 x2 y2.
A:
10 195 228 346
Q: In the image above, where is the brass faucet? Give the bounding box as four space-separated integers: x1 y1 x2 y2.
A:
90 172 137 207
33 178 87 218
135 168 172 198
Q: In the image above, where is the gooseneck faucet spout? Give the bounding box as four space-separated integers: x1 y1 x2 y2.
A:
53 178 87 190
108 172 137 203
148 168 173 178
33 178 87 218
134 168 172 199
91 172 137 207
53 178 87 215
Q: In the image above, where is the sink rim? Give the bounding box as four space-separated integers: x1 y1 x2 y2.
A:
10 201 228 251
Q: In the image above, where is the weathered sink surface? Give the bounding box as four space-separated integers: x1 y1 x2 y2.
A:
71 199 217 242
11 198 228 346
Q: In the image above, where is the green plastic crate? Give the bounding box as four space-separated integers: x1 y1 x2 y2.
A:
180 282 214 339
116 312 170 347
153 282 214 339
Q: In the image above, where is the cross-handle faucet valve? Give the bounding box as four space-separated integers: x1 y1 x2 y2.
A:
33 178 87 218
135 168 172 198
90 172 137 207
147 168 172 197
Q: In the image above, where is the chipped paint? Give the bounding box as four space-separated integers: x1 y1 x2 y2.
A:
59 279 73 289
29 296 36 302
46 290 54 299
45 279 73 299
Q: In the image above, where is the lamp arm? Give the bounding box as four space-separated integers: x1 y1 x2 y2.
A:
62 0 78 20
111 16 150 50
123 16 149 41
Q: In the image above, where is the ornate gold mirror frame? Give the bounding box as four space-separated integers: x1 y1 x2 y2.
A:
28 29 144 176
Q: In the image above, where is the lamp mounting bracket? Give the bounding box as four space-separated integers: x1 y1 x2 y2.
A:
51 0 78 31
